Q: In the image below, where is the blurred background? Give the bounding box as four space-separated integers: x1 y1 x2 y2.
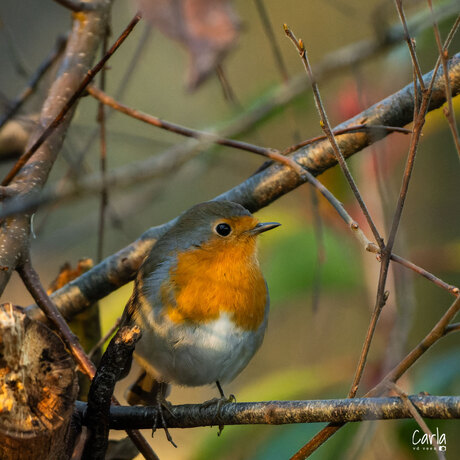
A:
0 0 459 458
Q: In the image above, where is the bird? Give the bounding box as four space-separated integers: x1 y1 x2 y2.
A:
120 200 280 427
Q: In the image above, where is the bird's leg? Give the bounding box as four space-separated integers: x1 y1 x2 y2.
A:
202 381 236 435
202 381 236 407
216 380 236 403
152 382 177 448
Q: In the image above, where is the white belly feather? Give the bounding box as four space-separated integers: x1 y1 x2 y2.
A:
134 310 267 387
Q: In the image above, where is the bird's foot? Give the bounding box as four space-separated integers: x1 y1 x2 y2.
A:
201 381 236 435
201 393 236 410
151 384 177 448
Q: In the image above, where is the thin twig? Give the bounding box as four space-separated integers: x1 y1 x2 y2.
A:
1 11 142 186
388 382 445 460
254 0 289 83
444 322 460 335
65 24 153 184
390 253 459 296
0 36 67 130
372 295 460 395
88 317 121 359
74 395 460 429
18 258 96 377
427 3 460 157
395 0 426 90
215 65 241 107
284 25 385 250
282 124 412 155
97 27 109 263
284 25 389 406
87 85 307 177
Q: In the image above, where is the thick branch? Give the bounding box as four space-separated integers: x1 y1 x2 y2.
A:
0 2 111 294
23 53 460 321
73 395 460 429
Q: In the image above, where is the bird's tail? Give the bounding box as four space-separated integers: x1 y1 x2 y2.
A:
126 369 170 406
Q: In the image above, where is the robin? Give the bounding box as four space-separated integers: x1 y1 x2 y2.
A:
121 200 280 424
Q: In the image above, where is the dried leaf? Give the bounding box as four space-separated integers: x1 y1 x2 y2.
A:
136 0 240 89
47 258 93 294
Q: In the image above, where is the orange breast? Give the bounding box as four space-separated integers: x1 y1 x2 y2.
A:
162 236 267 331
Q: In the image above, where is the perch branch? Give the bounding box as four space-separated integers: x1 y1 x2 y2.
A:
73 395 460 429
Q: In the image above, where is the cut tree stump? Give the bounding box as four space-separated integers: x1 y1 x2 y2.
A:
0 303 78 460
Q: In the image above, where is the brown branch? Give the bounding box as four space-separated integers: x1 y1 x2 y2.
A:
0 36 67 130
1 11 142 187
444 322 460 335
390 253 459 296
86 85 306 177
0 6 151 459
395 0 426 90
18 258 97 378
282 124 412 155
232 1 458 141
23 52 460 322
73 395 460 429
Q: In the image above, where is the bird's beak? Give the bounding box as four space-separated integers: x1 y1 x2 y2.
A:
249 222 281 235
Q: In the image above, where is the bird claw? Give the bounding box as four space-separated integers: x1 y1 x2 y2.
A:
202 393 236 410
202 393 236 436
152 399 177 448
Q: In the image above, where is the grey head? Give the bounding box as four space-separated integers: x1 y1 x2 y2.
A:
140 201 254 275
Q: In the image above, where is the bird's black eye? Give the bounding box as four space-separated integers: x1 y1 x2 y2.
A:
215 223 232 236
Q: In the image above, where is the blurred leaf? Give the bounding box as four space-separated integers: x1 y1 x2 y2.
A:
413 348 460 394
136 0 240 89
